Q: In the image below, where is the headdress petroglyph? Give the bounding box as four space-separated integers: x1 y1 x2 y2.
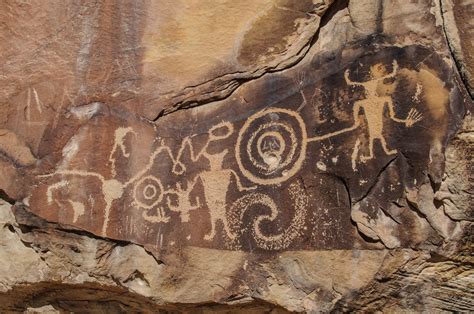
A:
39 60 424 250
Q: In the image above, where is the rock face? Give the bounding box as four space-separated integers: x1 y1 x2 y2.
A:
0 0 472 312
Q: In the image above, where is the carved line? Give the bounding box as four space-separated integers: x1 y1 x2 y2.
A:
235 108 307 185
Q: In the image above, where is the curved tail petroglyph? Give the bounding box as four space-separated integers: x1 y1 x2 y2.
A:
227 181 309 250
37 59 425 249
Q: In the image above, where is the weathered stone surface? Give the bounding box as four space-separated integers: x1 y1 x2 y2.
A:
0 0 472 312
441 0 474 97
26 44 464 253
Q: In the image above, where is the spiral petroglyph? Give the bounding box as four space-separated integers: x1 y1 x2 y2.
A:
227 180 309 250
32 55 445 251
236 108 308 185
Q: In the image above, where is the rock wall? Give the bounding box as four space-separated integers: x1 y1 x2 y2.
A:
0 0 472 312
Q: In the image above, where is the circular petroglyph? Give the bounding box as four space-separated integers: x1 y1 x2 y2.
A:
133 175 163 209
208 121 234 141
143 184 157 199
236 108 307 185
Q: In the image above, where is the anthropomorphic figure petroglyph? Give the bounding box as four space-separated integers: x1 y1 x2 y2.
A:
145 121 256 240
344 60 423 162
40 59 425 244
108 127 136 176
308 61 423 164
196 147 256 241
117 120 255 240
121 122 237 223
166 182 201 223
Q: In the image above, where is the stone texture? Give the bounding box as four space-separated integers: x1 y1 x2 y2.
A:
0 0 473 312
441 0 474 97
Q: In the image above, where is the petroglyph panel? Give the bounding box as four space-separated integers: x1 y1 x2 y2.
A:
28 45 464 252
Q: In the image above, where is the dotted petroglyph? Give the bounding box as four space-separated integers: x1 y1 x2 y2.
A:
36 57 441 250
227 180 309 250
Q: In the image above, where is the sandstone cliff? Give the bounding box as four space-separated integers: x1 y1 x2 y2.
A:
0 0 472 312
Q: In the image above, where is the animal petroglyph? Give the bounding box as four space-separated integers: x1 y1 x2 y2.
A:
38 59 429 249
40 121 252 238
46 180 85 223
41 170 124 235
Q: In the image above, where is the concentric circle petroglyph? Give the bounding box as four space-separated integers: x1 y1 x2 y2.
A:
143 184 157 199
133 175 164 209
236 108 307 185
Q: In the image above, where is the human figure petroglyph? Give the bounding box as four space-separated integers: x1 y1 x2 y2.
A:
197 148 256 241
307 60 423 165
166 182 201 223
108 127 137 176
161 121 257 240
124 120 255 240
38 58 432 249
40 120 255 240
137 122 244 229
133 120 257 240
344 60 423 162
128 120 255 240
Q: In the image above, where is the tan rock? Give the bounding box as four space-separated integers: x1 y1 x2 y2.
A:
0 0 472 312
440 0 474 97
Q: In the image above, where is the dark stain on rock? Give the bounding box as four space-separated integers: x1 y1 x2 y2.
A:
26 43 465 252
451 0 474 95
73 0 147 109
